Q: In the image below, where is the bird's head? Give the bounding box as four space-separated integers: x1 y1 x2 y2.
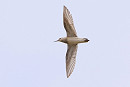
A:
54 37 67 43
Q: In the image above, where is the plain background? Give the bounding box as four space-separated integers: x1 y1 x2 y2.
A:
0 0 130 87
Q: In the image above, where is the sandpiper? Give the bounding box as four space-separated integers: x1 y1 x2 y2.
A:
55 6 89 78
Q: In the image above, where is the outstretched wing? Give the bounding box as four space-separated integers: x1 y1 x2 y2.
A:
63 6 77 37
66 44 78 78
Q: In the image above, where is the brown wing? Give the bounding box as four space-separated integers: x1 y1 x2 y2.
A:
66 44 78 78
63 6 77 37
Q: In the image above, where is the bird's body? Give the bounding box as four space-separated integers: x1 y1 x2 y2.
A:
59 37 89 44
55 6 89 78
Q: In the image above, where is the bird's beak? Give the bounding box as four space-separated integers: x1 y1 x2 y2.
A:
54 40 59 42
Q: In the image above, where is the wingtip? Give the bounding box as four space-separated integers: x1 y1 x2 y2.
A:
66 71 72 78
67 75 70 78
64 5 66 8
63 5 67 10
66 71 70 78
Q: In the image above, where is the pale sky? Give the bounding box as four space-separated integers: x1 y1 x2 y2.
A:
0 0 130 87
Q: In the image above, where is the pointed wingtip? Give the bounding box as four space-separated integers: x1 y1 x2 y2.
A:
66 71 71 78
64 5 67 9
66 71 70 78
67 75 70 78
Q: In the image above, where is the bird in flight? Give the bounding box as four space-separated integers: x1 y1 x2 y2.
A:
55 6 89 78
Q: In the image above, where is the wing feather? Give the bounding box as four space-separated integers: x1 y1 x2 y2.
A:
63 6 77 37
66 44 78 78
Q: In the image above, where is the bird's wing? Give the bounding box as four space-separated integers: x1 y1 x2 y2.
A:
66 44 78 78
63 6 77 37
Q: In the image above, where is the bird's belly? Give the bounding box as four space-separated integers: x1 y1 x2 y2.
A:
67 37 84 44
